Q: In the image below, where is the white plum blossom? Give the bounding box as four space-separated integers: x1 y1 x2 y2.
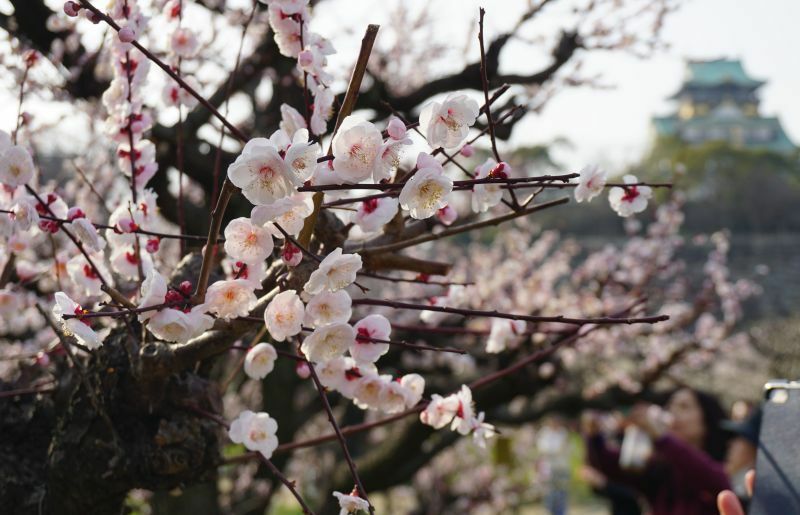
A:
350 314 391 364
450 385 475 435
138 269 168 321
280 104 307 138
315 356 347 389
379 379 411 414
110 246 153 280
485 319 527 353
227 138 297 206
304 290 352 328
420 385 493 446
228 410 279 459
268 128 318 185
264 290 305 341
270 0 309 16
244 342 278 380
353 373 390 410
471 158 508 213
574 164 607 203
303 248 362 294
170 27 199 58
147 305 214 343
420 393 460 429
321 358 376 399
332 490 370 515
11 196 39 230
310 85 334 136
162 76 200 109
470 412 498 448
301 322 355 363
52 292 102 349
609 174 653 217
373 136 411 182
286 129 319 183
399 153 453 219
270 17 303 57
418 93 480 150
400 373 425 408
223 217 274 265
224 258 268 289
66 254 110 297
251 194 313 238
352 197 398 233
205 279 257 320
0 145 35 187
67 218 106 252
331 116 383 183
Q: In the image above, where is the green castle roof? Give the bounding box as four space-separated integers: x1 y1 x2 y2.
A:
682 59 764 89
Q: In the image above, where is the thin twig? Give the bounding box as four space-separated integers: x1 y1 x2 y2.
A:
352 297 667 326
477 8 520 209
357 196 570 255
35 303 120 444
25 186 133 308
298 24 380 248
304 348 374 513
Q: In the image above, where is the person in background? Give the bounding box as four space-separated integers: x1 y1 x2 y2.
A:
722 407 761 508
536 417 571 515
584 388 731 515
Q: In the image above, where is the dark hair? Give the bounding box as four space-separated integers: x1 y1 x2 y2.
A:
672 388 730 461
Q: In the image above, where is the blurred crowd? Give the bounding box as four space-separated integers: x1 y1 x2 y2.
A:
535 388 761 515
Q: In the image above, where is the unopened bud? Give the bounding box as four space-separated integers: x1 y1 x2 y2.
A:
386 117 407 140
118 26 136 43
145 238 160 253
64 1 81 17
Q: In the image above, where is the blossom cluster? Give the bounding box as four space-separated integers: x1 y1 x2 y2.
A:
267 0 335 135
574 165 653 217
160 0 201 110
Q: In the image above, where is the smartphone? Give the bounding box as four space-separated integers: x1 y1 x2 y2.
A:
749 380 800 514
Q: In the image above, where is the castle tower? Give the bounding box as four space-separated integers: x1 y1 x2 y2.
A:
652 59 795 154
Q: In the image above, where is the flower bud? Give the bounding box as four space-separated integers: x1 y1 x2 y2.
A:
145 238 160 253
64 1 81 17
296 361 311 379
460 144 474 157
298 49 314 68
66 207 85 220
118 26 136 43
386 117 407 140
437 205 458 226
281 241 303 267
117 218 138 233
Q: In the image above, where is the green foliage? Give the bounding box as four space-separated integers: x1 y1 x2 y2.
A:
632 137 800 232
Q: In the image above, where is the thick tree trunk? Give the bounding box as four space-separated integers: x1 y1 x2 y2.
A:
1 328 223 515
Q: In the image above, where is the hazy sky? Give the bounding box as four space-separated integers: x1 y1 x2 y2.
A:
514 0 800 170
